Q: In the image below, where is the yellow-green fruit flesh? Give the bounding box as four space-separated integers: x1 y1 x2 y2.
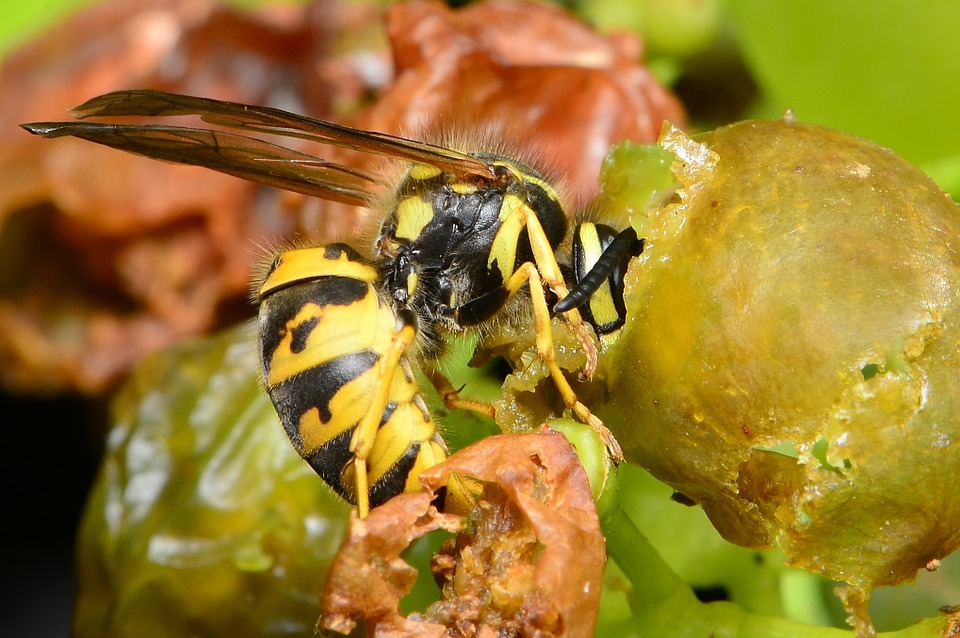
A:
597 119 960 589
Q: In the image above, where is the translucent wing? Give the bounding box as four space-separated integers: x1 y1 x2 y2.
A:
22 89 495 206
22 120 378 205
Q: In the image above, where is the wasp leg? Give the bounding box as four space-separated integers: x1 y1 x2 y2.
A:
521 212 600 379
476 200 598 377
349 320 418 518
428 369 497 419
500 262 624 462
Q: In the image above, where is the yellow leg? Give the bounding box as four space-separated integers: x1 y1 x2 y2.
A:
428 369 497 419
349 322 418 518
521 211 599 379
506 263 623 462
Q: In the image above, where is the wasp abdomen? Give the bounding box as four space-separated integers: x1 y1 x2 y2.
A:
257 244 447 507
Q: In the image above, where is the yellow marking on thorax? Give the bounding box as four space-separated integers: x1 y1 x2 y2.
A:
260 248 377 297
408 163 442 181
490 159 561 202
487 193 528 281
490 160 523 180
450 181 477 195
393 196 435 241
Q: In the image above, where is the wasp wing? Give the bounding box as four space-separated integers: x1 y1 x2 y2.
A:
22 120 381 206
64 89 494 179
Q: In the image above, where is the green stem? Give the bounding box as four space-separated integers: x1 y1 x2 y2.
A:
601 504 954 638
603 504 699 614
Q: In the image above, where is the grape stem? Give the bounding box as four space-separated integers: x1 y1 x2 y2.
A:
601 505 956 637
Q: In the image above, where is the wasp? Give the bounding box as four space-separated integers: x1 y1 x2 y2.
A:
257 242 462 514
23 90 643 517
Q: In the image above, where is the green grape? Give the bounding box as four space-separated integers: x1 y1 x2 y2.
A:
74 326 349 638
591 118 960 593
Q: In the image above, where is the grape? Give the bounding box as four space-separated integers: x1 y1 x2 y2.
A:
596 118 960 590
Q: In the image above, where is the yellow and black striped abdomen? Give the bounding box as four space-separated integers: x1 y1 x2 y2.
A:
257 244 448 507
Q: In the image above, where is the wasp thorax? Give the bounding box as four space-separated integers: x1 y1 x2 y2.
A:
376 158 568 342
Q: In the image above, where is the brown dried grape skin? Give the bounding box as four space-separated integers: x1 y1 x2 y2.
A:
342 0 685 204
419 432 605 638
0 0 341 394
319 432 604 638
